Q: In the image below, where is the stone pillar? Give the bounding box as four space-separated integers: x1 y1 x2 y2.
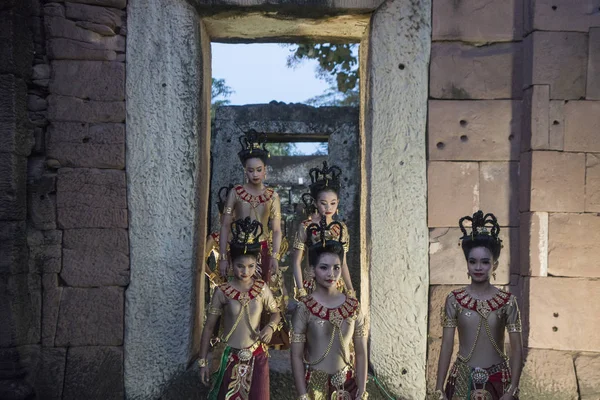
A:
125 0 211 398
363 0 431 397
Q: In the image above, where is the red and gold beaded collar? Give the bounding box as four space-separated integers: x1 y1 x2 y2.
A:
219 279 265 305
301 295 359 327
452 287 511 318
235 185 274 208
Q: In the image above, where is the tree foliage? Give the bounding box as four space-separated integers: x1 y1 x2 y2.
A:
211 77 234 119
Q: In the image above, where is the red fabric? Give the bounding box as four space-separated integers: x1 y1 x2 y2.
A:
445 369 518 400
216 346 269 400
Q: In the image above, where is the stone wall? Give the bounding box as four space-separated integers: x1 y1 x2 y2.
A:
427 1 600 398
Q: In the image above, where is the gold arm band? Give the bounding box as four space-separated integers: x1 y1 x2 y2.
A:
223 207 233 215
440 307 458 328
293 238 305 251
270 251 281 261
290 333 306 343
271 212 282 219
506 322 522 333
353 326 368 338
218 253 227 261
207 305 222 316
297 394 310 400
359 392 369 400
197 358 208 368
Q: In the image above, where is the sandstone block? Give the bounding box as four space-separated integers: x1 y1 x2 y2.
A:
34 347 66 400
55 287 123 346
47 122 125 168
63 227 128 253
575 354 600 398
428 162 478 227
519 348 578 399
65 3 124 30
428 284 463 339
61 245 129 287
429 227 515 285
27 174 57 230
548 213 600 278
57 168 127 229
50 61 124 101
63 346 124 400
586 154 600 212
521 85 549 151
65 0 126 9
0 75 32 157
428 100 520 161
524 31 588 100
76 21 115 35
47 38 116 61
527 151 585 212
0 152 26 221
430 42 523 99
41 274 62 347
519 212 548 276
432 0 522 42
564 101 600 152
44 15 124 51
524 0 600 33
0 221 27 274
548 100 565 150
47 95 124 123
527 277 600 351
479 162 519 226
0 274 41 347
27 229 62 274
587 28 600 100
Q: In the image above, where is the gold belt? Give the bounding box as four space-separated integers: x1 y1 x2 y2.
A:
231 341 265 362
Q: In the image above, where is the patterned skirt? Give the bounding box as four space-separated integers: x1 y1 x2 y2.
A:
444 359 518 400
305 367 357 400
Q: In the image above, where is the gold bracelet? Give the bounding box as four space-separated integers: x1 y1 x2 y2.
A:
297 394 310 400
434 389 444 400
270 251 281 261
359 392 369 400
197 358 208 368
267 322 279 332
219 253 227 261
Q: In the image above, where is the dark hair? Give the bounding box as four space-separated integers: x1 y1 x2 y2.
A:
229 217 263 262
459 210 502 261
306 216 345 266
301 192 316 216
308 161 342 199
238 129 270 166
216 184 233 214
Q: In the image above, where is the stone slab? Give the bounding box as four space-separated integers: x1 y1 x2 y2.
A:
428 284 462 339
548 100 565 150
575 354 600 398
428 162 478 227
587 28 600 100
525 0 600 33
524 31 588 100
56 168 127 229
432 0 522 42
429 227 515 285
0 152 27 222
564 100 600 152
44 15 125 51
548 213 600 278
519 211 548 277
428 100 520 161
0 75 32 157
49 61 124 101
527 277 600 351
0 274 41 347
54 286 123 346
47 122 125 169
586 154 600 212
521 85 549 151
430 42 523 99
528 151 585 212
27 173 57 230
47 95 125 123
64 0 127 8
519 348 579 399
65 3 125 30
47 38 117 61
34 347 66 400
27 228 62 274
0 9 34 76
191 0 384 9
0 221 27 275
63 346 124 400
479 162 519 226
61 244 129 287
41 274 62 347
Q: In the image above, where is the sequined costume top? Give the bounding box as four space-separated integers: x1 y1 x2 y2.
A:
228 185 280 242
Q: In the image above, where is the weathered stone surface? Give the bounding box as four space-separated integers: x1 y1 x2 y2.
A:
428 100 520 161
0 75 32 157
55 287 123 346
432 0 522 42
47 95 124 123
45 15 125 51
479 162 519 226
34 347 66 400
63 346 124 400
0 345 38 398
47 38 117 61
50 61 124 101
41 274 62 347
56 168 127 228
32 64 50 80
548 213 600 278
564 100 600 152
61 227 129 286
521 85 549 151
43 3 65 17
0 9 34 76
586 154 600 212
587 28 600 100
430 42 523 99
527 277 600 351
524 31 588 100
0 274 41 347
0 221 27 274
429 227 515 285
76 21 115 35
47 122 125 168
428 162 478 227
575 354 600 398
27 174 57 230
548 100 565 150
65 3 125 30
27 95 47 112
519 348 578 399
27 228 62 274
428 284 462 339
524 0 600 33
519 211 548 277
528 151 585 212
65 0 126 9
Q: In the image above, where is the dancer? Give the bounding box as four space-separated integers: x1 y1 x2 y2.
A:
198 217 281 400
290 216 368 400
435 211 523 400
205 185 233 288
291 161 355 299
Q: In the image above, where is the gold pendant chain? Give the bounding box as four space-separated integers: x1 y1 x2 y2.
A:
458 310 507 363
303 322 352 368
